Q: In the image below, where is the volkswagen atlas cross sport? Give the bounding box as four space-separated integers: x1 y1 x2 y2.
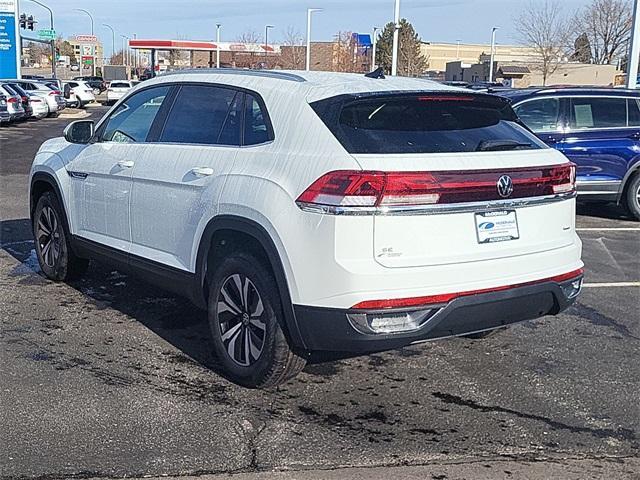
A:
29 69 583 388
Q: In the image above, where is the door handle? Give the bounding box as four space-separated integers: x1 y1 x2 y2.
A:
117 160 135 168
191 167 214 177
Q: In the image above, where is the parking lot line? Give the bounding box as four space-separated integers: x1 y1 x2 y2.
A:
583 282 640 287
576 227 640 231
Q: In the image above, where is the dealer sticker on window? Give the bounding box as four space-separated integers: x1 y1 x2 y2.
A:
475 210 520 244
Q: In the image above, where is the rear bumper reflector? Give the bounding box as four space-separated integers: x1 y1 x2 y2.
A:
352 268 584 310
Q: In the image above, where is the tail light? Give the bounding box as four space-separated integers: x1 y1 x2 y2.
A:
7 97 17 103
296 163 576 213
49 90 61 96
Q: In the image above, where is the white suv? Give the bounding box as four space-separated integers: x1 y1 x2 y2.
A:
29 70 583 388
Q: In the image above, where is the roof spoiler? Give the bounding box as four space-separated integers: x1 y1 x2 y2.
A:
365 67 385 79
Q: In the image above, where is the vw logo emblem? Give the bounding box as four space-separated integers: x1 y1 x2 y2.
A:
497 175 514 198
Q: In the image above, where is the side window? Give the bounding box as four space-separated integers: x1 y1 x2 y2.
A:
628 98 640 127
159 85 238 145
244 93 272 145
101 86 170 143
570 97 627 129
513 98 560 132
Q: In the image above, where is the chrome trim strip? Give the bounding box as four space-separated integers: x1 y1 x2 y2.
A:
296 191 577 216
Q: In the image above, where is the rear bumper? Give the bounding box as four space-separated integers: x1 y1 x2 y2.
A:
292 273 582 353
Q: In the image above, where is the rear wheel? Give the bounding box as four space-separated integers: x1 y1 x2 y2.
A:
33 192 88 281
207 252 306 388
624 173 640 221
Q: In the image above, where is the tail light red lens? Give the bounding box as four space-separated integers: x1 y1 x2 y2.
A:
296 163 576 210
49 90 61 96
7 97 17 103
352 268 584 310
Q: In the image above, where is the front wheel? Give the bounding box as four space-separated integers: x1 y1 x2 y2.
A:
624 173 640 221
33 192 89 281
208 252 306 388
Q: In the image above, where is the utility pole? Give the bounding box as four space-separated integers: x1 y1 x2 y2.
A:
102 24 115 64
391 0 400 76
627 0 640 88
74 8 95 75
24 0 55 78
216 23 221 68
371 26 380 71
488 27 498 83
306 8 321 71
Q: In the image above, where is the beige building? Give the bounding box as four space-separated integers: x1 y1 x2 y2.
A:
421 41 537 73
509 63 620 87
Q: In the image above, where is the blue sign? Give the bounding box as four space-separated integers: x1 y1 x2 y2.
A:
0 0 19 79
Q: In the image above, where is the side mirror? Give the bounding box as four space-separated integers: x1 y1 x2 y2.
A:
63 120 94 144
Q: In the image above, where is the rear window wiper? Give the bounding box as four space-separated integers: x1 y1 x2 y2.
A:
476 139 532 151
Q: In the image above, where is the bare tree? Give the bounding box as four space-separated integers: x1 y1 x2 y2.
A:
280 26 305 70
333 31 355 72
236 30 261 44
574 0 632 64
515 1 572 85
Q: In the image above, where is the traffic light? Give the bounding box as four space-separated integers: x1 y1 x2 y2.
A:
19 13 37 30
27 15 36 31
19 13 26 29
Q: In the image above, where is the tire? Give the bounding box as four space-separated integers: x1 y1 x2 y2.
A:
207 252 306 388
624 173 640 221
33 191 89 281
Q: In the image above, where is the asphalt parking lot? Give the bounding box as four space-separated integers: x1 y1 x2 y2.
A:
1 108 639 479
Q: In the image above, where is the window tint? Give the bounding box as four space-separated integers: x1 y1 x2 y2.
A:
110 82 130 88
570 97 627 129
244 93 272 145
217 92 242 146
160 85 237 145
312 94 544 154
101 86 170 143
628 98 640 126
513 98 560 132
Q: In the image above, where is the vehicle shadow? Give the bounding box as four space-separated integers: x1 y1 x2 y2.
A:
0 217 228 376
576 201 635 222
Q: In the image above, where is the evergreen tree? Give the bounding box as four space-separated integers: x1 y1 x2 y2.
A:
375 19 428 76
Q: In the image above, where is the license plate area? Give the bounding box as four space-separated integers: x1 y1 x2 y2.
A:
475 210 519 244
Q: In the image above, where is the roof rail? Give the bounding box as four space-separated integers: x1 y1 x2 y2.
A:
157 68 307 83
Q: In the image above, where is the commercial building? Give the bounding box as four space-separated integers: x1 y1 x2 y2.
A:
421 41 537 73
67 35 104 72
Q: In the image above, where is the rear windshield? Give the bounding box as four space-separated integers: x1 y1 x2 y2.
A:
311 93 545 154
110 82 130 88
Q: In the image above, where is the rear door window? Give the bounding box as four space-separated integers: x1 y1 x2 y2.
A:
513 98 561 132
569 97 627 129
159 85 239 145
312 93 545 154
627 98 640 127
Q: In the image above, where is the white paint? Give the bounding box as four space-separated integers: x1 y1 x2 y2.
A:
576 227 640 231
583 282 640 287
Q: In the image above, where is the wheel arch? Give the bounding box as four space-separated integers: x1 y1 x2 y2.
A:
617 158 640 204
194 215 307 352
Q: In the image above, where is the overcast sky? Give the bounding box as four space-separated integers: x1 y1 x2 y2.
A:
33 0 589 50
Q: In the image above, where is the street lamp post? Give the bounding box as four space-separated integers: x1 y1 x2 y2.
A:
488 27 498 83
74 8 95 75
24 0 55 78
371 26 380 72
121 35 130 69
391 0 400 76
216 23 221 68
102 24 115 65
306 8 321 71
264 24 274 68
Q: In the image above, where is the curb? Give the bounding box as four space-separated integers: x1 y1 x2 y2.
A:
58 111 91 119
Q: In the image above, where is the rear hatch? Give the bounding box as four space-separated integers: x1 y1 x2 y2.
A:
308 92 576 269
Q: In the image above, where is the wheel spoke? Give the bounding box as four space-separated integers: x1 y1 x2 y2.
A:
232 274 244 306
248 329 262 359
251 297 264 318
244 327 250 365
249 317 266 331
242 277 250 310
225 325 242 360
220 286 242 315
221 321 242 342
37 218 50 236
